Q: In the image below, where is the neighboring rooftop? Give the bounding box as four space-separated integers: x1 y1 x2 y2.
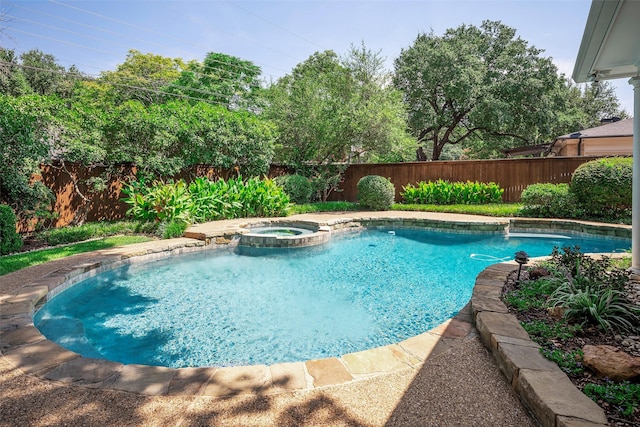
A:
557 117 633 139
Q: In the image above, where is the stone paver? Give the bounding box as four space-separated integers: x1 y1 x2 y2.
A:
167 367 217 396
43 357 123 388
475 311 531 351
3 339 79 374
342 344 420 374
496 342 559 384
305 358 353 387
269 362 308 391
111 364 175 396
0 326 44 350
399 332 453 361
202 364 271 397
429 317 473 338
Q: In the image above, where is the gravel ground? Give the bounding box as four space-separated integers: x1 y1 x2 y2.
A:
0 337 536 426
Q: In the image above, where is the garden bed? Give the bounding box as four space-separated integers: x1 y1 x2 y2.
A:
502 252 640 427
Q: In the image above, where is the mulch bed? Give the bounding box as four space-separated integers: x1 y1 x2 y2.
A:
503 270 640 427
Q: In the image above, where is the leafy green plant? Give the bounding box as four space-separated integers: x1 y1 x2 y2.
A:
122 176 289 224
540 347 584 375
583 381 640 418
541 247 638 333
158 220 188 239
0 204 23 255
549 283 639 333
401 180 503 205
521 320 581 344
503 272 565 312
357 175 395 210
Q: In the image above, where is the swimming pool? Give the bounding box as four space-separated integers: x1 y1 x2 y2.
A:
34 228 629 368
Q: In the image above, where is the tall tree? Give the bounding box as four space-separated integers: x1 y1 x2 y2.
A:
100 50 185 105
19 49 65 96
342 43 415 163
266 47 413 200
0 48 31 96
266 51 354 166
394 21 570 160
165 52 263 110
578 81 628 129
267 48 413 166
0 95 53 214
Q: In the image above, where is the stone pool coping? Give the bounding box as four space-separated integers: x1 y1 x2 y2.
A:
471 258 622 427
0 213 631 417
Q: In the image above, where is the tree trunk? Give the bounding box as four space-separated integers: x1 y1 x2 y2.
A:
432 140 445 161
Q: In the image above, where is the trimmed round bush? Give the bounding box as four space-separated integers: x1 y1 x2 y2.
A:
275 174 313 204
0 204 23 255
357 175 395 211
520 183 578 218
571 157 632 217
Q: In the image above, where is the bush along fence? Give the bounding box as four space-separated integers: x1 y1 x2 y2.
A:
327 156 603 203
17 156 602 230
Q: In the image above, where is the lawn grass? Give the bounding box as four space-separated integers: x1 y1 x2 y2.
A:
392 203 523 217
36 220 154 245
0 235 153 276
288 201 524 217
287 201 363 214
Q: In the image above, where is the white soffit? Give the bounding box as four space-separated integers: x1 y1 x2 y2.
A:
573 0 640 83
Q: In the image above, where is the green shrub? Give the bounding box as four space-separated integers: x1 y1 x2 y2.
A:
540 347 584 375
401 180 503 205
357 175 395 210
0 204 22 255
520 183 578 218
571 157 632 217
275 174 313 204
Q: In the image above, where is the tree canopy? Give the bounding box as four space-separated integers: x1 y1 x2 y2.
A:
99 49 186 105
164 52 264 110
393 20 606 160
0 95 53 213
266 46 414 167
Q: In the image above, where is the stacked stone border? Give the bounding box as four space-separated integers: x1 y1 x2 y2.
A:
0 214 631 414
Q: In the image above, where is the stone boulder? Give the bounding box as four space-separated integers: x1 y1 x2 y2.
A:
528 267 551 280
582 344 640 381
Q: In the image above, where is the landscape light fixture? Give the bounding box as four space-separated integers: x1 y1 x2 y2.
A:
514 250 530 284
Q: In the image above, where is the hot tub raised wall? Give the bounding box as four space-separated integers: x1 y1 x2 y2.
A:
237 220 331 248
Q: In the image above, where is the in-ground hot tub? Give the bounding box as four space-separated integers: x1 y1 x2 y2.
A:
238 222 331 248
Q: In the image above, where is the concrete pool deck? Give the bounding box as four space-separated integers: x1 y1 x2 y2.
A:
0 211 631 426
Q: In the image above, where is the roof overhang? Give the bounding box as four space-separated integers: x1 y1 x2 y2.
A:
572 0 640 83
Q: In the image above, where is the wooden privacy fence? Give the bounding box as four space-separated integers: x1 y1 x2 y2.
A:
22 156 601 230
328 156 603 203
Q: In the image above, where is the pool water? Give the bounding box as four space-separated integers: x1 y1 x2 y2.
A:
34 229 629 368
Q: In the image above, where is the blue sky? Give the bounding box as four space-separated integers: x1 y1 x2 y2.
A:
0 0 634 114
